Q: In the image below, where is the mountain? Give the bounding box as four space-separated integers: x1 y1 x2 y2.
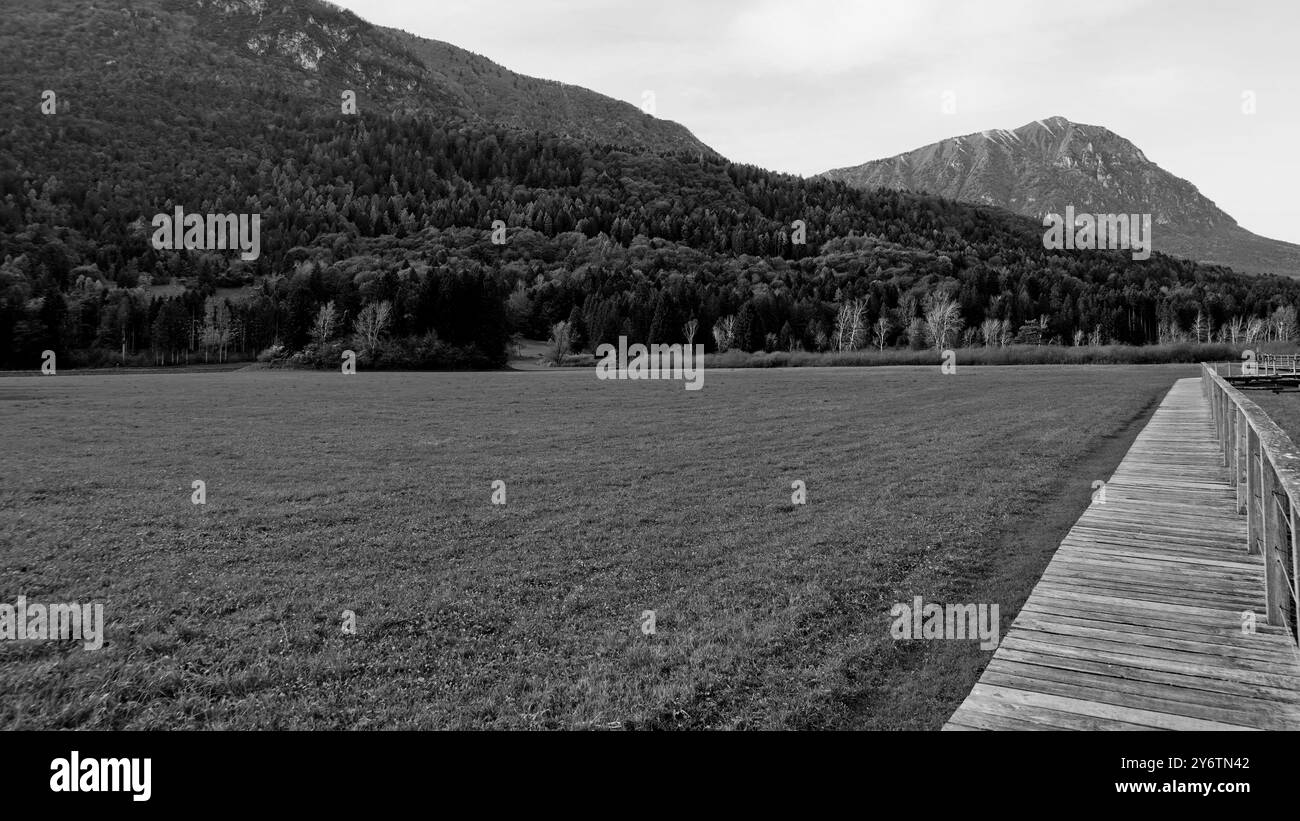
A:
821 116 1300 277
2 0 712 157
381 28 710 155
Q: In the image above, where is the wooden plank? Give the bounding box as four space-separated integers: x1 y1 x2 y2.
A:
997 633 1300 691
1005 628 1293 675
988 646 1300 704
1035 578 1264 612
987 657 1300 714
978 667 1300 730
1007 616 1291 664
1018 599 1296 642
949 690 1161 731
1012 608 1294 655
1027 585 1260 621
963 683 1257 731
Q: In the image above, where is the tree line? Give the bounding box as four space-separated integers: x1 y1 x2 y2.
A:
5 106 1300 369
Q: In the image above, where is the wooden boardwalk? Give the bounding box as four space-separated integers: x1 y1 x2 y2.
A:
946 378 1300 730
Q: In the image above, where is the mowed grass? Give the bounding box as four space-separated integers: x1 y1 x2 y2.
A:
0 365 1192 729
1241 387 1300 451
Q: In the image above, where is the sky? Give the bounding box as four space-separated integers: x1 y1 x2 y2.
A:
331 0 1300 243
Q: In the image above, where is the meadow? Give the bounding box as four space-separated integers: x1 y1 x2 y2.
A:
0 365 1193 729
1239 387 1300 450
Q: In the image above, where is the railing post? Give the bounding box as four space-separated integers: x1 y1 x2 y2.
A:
1227 399 1237 481
1237 407 1248 513
1216 392 1227 467
1263 459 1285 626
1291 504 1300 636
1213 387 1221 459
1248 428 1262 555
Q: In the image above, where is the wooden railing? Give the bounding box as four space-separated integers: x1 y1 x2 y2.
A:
1259 353 1300 375
1208 353 1300 378
1201 363 1300 643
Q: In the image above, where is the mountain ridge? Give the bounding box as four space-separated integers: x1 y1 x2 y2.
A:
820 116 1300 277
44 0 715 158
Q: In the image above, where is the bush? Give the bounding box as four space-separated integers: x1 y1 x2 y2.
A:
699 343 1254 369
257 343 287 363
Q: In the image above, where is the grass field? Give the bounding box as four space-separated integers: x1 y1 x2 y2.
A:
1244 387 1300 450
0 365 1192 729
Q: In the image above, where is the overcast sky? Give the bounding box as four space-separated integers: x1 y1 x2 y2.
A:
332 0 1300 243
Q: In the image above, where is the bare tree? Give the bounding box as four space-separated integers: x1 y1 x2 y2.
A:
1273 306 1298 342
353 300 392 355
1227 316 1245 344
202 296 231 363
712 315 735 352
833 299 868 351
1160 319 1183 344
1191 310 1207 343
545 320 571 364
899 292 919 326
200 324 220 363
310 300 338 347
872 314 892 351
832 303 850 351
923 294 962 351
847 300 868 350
1158 318 1188 344
980 318 1001 348
1246 316 1266 344
683 317 699 346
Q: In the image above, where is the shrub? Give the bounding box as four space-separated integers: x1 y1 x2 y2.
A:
257 343 287 363
699 343 1254 369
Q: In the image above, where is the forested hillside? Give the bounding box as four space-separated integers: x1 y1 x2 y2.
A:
3 0 1299 369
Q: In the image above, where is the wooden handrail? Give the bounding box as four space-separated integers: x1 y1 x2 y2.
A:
1259 353 1300 375
1201 362 1300 641
1213 353 1300 377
